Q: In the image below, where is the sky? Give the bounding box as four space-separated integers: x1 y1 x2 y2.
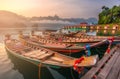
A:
0 0 120 19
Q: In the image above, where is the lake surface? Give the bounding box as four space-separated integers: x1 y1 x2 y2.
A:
0 27 108 79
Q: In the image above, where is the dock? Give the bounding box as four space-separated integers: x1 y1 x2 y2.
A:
81 44 120 79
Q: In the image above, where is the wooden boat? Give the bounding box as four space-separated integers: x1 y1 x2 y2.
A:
33 32 110 44
19 35 108 54
69 32 120 44
5 38 99 68
61 36 104 43
63 31 80 37
49 34 120 44
31 31 120 44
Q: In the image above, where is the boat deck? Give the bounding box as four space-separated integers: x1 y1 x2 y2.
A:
81 44 120 79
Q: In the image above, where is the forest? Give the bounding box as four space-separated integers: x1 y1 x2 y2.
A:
98 5 120 24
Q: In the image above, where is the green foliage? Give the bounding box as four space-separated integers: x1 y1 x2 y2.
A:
98 5 120 24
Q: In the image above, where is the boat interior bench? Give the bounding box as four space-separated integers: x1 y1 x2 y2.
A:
23 50 47 56
37 52 54 60
22 49 55 60
81 45 120 79
50 57 64 63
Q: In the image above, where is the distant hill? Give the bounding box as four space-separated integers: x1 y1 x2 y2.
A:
30 15 98 24
0 10 98 29
0 10 29 28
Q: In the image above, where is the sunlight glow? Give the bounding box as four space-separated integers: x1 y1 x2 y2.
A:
0 0 119 18
0 0 44 16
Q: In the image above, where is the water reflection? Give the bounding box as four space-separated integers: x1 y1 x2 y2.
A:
0 43 24 79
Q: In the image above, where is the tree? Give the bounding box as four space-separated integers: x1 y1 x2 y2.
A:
98 5 120 24
102 6 109 11
98 6 110 24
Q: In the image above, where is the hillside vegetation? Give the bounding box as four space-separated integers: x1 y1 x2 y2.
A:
98 5 120 24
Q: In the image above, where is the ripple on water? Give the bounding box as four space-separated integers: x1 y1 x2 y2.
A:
0 43 24 79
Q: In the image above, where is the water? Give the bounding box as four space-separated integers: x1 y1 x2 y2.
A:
0 43 24 79
0 27 109 79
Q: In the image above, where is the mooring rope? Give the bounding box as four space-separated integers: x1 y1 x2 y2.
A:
69 48 75 79
70 45 85 79
38 63 42 79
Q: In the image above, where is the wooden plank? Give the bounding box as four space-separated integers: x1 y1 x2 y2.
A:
81 47 117 79
106 52 120 79
96 49 120 79
37 53 54 60
50 57 64 63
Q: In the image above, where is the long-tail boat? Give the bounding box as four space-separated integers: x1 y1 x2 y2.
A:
33 31 119 44
19 34 108 54
64 31 120 44
5 36 98 68
60 36 118 44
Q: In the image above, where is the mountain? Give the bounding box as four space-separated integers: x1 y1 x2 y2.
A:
0 10 98 29
30 15 98 24
0 10 29 28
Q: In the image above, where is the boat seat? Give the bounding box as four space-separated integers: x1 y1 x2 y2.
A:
29 54 38 58
50 57 64 63
36 52 46 57
23 50 39 56
35 51 48 56
37 53 54 60
23 52 35 56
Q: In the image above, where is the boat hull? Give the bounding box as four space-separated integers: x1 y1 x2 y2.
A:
20 36 108 54
5 45 63 69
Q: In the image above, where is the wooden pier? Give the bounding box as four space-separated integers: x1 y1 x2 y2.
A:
81 44 120 79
